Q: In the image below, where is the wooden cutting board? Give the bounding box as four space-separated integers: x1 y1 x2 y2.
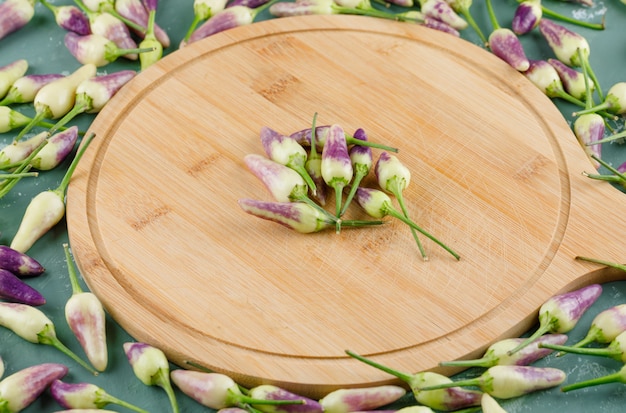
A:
66 15 626 397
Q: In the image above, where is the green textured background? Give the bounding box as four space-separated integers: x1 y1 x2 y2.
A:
1 0 626 412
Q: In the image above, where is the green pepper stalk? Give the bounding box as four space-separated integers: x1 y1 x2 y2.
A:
440 333 568 368
171 369 307 410
289 125 398 153
506 284 603 355
124 342 180 413
344 350 481 411
538 19 604 102
538 3 605 31
305 113 328 206
340 128 372 216
238 198 383 233
375 152 426 259
244 153 339 224
582 155 626 188
445 0 486 44
355 187 460 260
561 363 626 392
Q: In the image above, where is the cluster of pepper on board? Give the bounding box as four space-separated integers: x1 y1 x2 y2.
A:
2 0 626 412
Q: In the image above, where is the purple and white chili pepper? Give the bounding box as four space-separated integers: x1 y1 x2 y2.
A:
319 385 406 413
440 333 568 368
0 268 45 306
50 379 149 412
39 0 91 36
345 350 482 411
507 283 603 355
0 363 68 412
0 60 28 100
124 342 180 413
418 365 566 399
0 0 35 41
355 187 460 259
0 245 44 277
170 369 306 410
0 73 66 107
63 243 108 372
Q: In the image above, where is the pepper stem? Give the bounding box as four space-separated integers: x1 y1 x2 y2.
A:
418 378 477 391
457 6 487 45
13 110 47 143
345 350 416 384
292 164 317 197
389 178 427 260
107 44 157 62
384 203 460 260
566 326 601 350
541 6 605 30
330 4 422 22
345 135 399 153
48 94 91 136
63 243 85 295
0 172 38 179
55 132 95 197
576 256 626 273
153 368 180 413
97 390 150 413
37 324 98 375
340 219 384 227
539 342 619 360
588 129 626 145
439 356 494 368
583 154 626 186
340 166 368 216
582 57 604 103
506 322 552 356
485 0 500 31
561 367 626 392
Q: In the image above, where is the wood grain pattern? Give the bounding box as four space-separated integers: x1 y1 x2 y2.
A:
66 15 626 397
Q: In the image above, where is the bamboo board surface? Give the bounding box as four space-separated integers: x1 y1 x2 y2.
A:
66 15 626 397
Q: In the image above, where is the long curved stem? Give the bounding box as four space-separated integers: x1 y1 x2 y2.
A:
541 6 605 30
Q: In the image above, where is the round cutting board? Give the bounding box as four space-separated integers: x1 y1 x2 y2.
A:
66 15 626 396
